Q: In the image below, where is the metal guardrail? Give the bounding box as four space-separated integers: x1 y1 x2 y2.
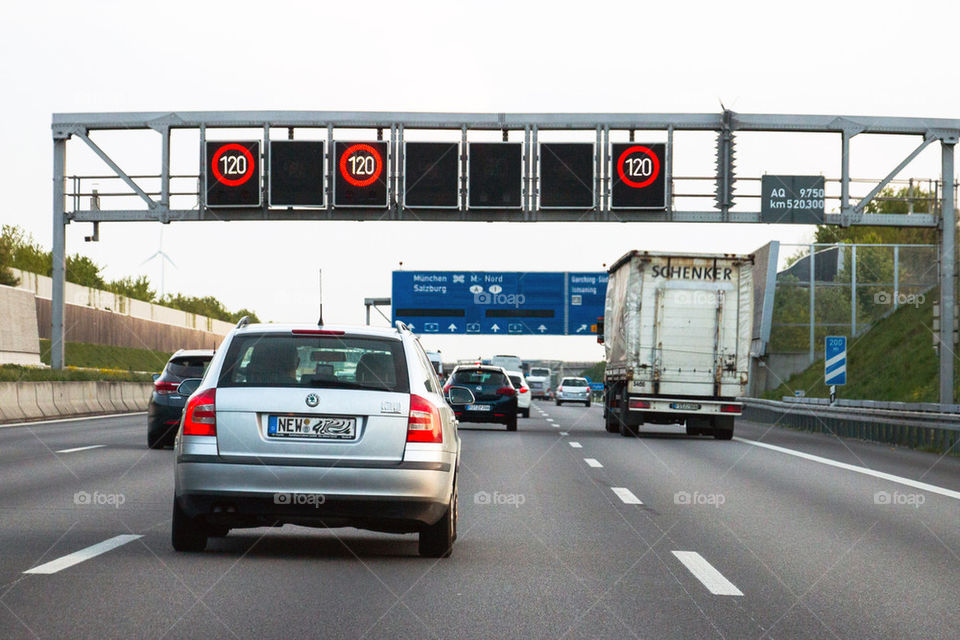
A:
742 398 960 455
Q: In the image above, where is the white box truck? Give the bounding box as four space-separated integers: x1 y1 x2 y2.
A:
601 251 753 440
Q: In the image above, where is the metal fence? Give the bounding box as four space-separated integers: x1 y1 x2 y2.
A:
769 242 939 360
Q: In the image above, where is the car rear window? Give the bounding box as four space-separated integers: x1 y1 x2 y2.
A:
451 369 509 387
164 356 211 379
563 378 587 387
508 375 523 387
218 334 409 392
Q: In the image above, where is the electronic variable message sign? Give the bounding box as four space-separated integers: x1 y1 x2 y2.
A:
334 141 388 207
269 140 325 207
760 175 825 224
539 143 594 209
610 142 666 210
468 143 522 209
205 141 260 207
404 142 459 208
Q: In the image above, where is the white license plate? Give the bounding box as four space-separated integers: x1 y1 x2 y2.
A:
267 415 356 439
670 402 701 411
466 404 491 412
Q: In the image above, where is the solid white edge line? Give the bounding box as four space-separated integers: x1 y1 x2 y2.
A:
568 442 582 448
56 444 106 454
672 551 743 596
611 487 642 504
584 458 603 468
24 534 143 575
734 437 960 501
0 412 146 430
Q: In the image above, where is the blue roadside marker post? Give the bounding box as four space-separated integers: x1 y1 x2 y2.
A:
824 336 847 405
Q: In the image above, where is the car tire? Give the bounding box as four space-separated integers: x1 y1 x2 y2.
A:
506 414 518 431
419 482 456 558
555 400 562 406
147 428 165 449
206 525 230 538
521 408 530 418
585 400 591 408
171 499 208 552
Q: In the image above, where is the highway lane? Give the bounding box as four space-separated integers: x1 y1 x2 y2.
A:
0 405 955 638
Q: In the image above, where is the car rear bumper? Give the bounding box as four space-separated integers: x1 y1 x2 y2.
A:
175 456 455 531
454 409 513 424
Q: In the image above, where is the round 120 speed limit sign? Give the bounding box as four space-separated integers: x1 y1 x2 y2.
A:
335 141 388 207
611 142 667 210
205 141 261 207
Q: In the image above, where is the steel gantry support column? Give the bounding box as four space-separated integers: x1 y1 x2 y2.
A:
51 137 67 370
940 139 956 405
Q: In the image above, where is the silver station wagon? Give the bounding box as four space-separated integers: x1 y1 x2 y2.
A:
171 320 471 557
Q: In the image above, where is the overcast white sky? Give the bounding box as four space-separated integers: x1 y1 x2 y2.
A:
2 0 958 361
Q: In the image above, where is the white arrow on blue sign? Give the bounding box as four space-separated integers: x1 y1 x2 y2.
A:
824 336 847 386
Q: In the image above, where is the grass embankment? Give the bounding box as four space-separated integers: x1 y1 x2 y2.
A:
764 292 960 402
0 340 172 382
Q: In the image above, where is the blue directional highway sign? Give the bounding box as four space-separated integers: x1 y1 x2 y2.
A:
824 336 847 386
392 271 607 336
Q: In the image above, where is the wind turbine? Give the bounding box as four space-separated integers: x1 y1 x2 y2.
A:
140 228 177 298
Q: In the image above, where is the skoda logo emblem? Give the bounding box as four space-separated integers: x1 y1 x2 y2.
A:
305 393 319 407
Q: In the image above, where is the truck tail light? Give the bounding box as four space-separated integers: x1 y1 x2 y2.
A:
720 404 740 413
628 399 651 409
183 388 216 436
407 394 442 443
154 380 179 395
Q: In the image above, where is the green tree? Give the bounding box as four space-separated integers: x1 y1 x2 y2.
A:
0 227 18 286
107 275 156 303
814 186 937 245
64 255 105 288
2 225 50 275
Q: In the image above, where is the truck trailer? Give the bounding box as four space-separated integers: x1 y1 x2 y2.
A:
601 251 753 440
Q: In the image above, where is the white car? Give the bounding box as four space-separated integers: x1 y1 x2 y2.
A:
506 370 531 418
526 367 552 400
555 377 591 407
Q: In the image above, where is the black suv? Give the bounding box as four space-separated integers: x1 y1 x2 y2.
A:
444 365 518 431
147 349 214 448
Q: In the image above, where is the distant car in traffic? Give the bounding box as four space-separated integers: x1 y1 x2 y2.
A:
555 376 591 407
490 355 523 374
147 349 214 449
526 366 553 399
172 321 467 557
506 370 531 418
444 364 518 431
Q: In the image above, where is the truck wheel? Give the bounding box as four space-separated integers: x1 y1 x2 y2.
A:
604 410 619 433
713 417 735 440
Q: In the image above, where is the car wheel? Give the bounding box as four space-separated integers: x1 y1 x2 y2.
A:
419 482 456 558
206 525 230 538
506 414 518 431
585 400 591 408
521 408 530 418
171 499 208 552
147 428 165 449
555 400 562 406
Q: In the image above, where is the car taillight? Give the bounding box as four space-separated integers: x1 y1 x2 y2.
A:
720 404 740 413
154 380 179 395
519 386 528 393
407 394 442 443
291 329 345 335
628 399 651 409
183 388 216 436
496 386 516 397
556 386 563 393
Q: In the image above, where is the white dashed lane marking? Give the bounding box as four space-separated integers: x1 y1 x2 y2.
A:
56 445 106 454
611 487 642 504
24 535 143 575
584 458 603 468
568 442 582 449
672 551 744 596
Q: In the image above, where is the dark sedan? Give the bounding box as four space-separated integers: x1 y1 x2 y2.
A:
147 349 214 448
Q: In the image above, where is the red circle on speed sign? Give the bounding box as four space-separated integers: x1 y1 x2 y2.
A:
616 145 661 189
339 143 384 188
211 143 256 187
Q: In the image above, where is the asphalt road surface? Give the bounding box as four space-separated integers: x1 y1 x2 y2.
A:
0 403 957 639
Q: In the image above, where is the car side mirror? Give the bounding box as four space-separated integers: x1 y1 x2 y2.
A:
445 386 475 405
177 378 203 397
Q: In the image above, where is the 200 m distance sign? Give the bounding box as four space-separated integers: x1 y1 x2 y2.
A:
206 141 261 207
334 141 388 207
610 142 666 210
